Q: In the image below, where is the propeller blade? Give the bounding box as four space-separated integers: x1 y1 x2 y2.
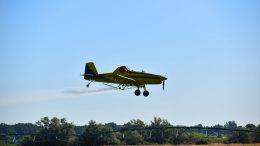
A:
163 80 165 90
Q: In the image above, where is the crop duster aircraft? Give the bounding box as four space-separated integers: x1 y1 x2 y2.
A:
82 62 167 96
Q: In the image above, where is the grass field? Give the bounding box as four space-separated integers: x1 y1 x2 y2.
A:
1 144 260 146
123 144 260 146
181 144 260 146
178 144 260 146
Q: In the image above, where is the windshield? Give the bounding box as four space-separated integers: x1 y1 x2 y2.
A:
120 66 130 73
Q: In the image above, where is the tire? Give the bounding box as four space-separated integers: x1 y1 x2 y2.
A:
135 90 141 96
143 90 149 97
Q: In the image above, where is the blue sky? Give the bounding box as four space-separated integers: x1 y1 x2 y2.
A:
1 0 260 126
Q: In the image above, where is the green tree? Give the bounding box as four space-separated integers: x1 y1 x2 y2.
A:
188 133 208 144
169 128 188 145
81 120 120 145
21 136 35 146
122 119 146 144
212 124 224 137
105 122 121 131
246 123 256 129
123 119 146 129
254 124 260 143
149 117 172 144
224 121 237 129
227 126 250 144
0 123 15 134
21 117 74 146
224 121 238 137
124 130 143 145
245 123 256 143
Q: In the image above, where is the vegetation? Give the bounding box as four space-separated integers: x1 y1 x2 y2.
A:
0 117 260 146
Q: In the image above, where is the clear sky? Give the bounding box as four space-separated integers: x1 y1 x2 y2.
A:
1 0 260 126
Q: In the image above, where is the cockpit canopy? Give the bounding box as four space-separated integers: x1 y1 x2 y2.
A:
119 66 130 73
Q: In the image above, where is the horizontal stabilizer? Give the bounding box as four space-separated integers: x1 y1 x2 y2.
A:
81 74 95 76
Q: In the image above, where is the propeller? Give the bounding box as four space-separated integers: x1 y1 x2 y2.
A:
163 73 167 90
163 80 165 90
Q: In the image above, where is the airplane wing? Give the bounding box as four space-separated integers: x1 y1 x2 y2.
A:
116 74 136 82
101 74 136 82
102 74 139 90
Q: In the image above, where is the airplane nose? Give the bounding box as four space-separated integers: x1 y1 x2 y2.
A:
161 76 167 80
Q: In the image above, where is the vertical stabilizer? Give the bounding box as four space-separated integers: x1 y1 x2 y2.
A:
85 62 98 75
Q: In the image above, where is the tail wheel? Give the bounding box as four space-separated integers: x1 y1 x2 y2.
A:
135 89 141 96
143 90 149 97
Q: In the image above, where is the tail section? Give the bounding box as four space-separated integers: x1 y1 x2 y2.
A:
85 62 98 75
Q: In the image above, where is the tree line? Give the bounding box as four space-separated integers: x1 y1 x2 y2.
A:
0 117 260 146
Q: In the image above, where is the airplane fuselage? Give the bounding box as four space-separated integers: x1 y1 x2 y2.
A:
86 71 166 85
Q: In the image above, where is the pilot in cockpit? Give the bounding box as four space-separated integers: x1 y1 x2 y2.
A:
120 66 130 73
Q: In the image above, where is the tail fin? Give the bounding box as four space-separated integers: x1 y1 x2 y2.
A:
84 62 98 75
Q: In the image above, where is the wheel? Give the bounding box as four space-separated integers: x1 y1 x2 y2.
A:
143 90 149 97
135 89 141 96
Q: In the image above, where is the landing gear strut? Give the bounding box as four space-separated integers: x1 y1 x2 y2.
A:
86 81 93 88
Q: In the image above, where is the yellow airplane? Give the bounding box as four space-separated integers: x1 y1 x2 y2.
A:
82 62 167 96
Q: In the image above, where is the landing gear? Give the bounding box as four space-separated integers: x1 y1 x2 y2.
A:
134 85 149 97
86 81 93 88
135 89 141 96
143 90 149 97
